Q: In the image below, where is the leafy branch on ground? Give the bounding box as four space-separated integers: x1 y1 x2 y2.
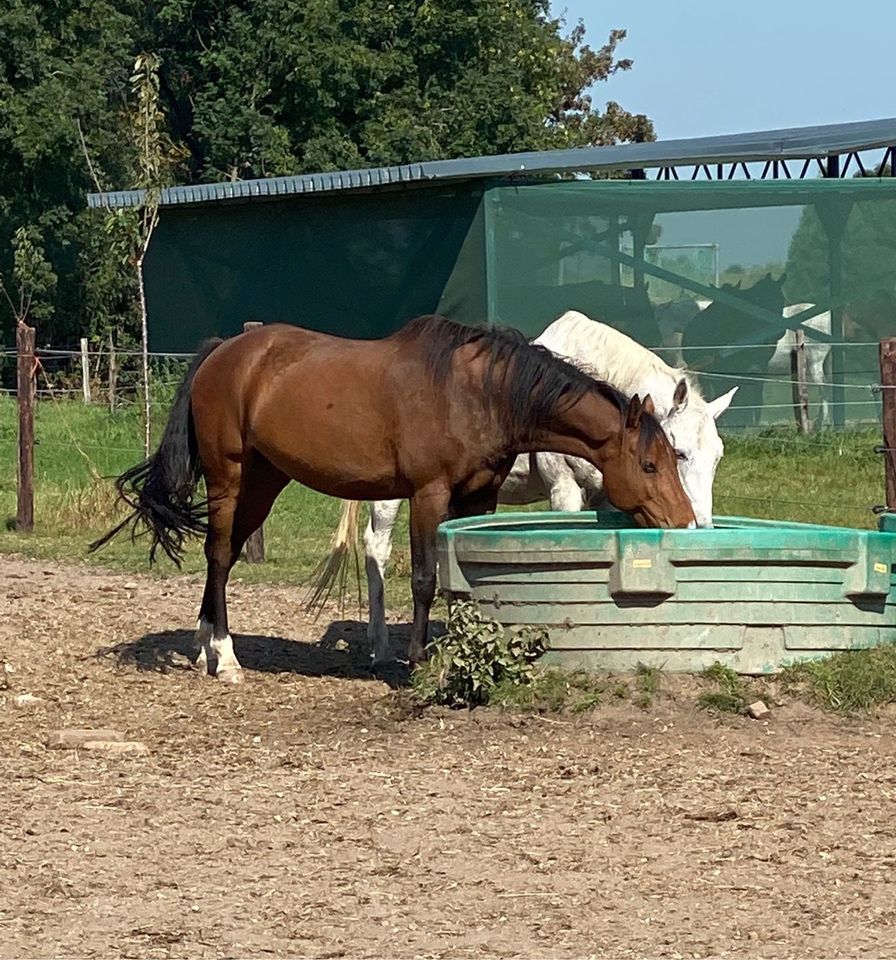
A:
410 600 548 708
408 600 668 713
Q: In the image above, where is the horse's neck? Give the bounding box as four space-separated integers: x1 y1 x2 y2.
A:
539 313 689 417
515 389 619 466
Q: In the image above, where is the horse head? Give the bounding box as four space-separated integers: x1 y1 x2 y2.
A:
600 393 696 529
659 378 738 528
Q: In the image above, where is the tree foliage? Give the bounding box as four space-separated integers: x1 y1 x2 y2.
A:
0 0 653 346
785 172 896 315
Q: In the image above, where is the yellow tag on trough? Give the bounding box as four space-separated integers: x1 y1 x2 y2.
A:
874 562 888 574
632 558 653 569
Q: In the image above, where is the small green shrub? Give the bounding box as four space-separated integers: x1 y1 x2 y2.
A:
410 600 547 708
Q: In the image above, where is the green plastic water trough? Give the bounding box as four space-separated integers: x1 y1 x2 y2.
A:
436 512 896 674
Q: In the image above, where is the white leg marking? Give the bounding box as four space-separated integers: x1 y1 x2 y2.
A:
211 633 243 684
194 617 213 672
365 499 402 665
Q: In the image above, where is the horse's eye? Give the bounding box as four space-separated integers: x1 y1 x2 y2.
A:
643 461 657 474
676 450 687 462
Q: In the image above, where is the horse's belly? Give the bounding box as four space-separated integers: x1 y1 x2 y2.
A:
251 408 405 499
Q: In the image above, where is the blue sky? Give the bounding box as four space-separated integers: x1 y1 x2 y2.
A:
551 0 894 139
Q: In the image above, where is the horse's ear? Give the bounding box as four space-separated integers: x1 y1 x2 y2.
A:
707 386 738 420
626 394 643 430
642 394 656 417
672 378 688 413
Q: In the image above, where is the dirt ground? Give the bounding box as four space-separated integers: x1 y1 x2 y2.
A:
2 555 896 959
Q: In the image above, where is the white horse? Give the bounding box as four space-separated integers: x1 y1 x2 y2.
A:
767 304 832 426
363 310 737 664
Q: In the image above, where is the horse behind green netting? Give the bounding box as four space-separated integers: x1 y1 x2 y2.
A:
91 315 694 681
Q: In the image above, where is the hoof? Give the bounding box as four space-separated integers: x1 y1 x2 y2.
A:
215 668 245 685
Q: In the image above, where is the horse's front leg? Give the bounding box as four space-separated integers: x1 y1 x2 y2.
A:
364 499 402 665
537 453 585 512
407 486 450 664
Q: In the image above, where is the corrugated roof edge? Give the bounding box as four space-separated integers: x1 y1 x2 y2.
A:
88 116 896 210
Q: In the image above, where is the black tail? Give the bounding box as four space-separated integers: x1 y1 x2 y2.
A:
89 337 225 565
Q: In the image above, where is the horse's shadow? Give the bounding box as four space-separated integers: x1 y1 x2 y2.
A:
99 618 445 689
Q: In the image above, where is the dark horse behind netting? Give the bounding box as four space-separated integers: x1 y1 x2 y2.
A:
91 315 694 682
680 273 787 427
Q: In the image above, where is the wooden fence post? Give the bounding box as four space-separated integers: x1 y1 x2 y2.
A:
880 338 896 511
80 337 91 403
790 330 810 434
16 322 36 532
242 321 265 563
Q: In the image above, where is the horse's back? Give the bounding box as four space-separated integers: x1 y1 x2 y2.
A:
189 323 417 498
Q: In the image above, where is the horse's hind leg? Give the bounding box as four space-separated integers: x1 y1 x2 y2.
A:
195 479 241 682
196 452 289 682
365 499 402 665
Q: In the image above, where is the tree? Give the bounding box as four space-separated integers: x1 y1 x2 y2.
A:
0 0 140 344
0 225 57 329
0 1 653 348
152 1 652 180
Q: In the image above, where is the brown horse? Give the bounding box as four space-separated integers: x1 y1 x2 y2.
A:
92 315 694 682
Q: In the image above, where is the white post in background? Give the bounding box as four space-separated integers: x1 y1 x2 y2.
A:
108 333 118 412
80 338 91 404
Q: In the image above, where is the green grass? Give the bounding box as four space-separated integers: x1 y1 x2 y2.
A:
0 396 415 605
781 645 896 713
635 662 663 708
712 426 882 530
697 661 764 714
0 398 885 616
491 668 608 713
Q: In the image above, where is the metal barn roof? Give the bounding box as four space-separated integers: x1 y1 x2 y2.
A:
88 116 896 210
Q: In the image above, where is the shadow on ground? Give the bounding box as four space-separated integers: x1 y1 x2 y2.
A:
97 618 444 688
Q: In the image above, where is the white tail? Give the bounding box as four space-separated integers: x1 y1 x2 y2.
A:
303 499 363 619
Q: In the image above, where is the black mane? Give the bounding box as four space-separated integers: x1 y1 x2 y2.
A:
394 314 663 450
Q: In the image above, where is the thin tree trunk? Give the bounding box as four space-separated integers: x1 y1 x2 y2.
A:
136 217 156 456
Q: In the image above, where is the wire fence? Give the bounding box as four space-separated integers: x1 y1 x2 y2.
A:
1 334 890 534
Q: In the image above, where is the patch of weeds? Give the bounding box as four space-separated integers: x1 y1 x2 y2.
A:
698 690 748 714
492 668 605 713
698 661 758 715
781 645 896 713
609 679 630 701
635 662 662 708
410 600 547 708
